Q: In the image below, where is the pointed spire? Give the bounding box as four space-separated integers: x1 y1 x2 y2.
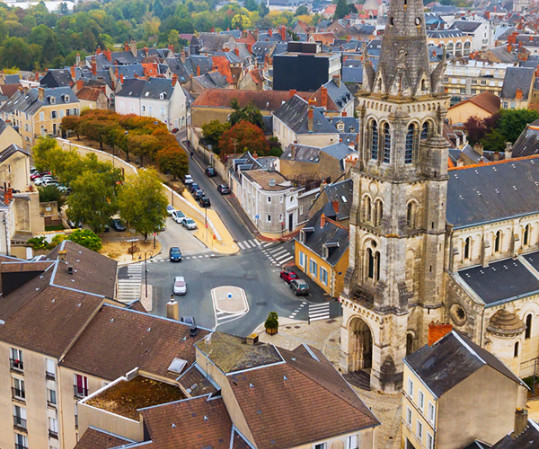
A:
369 0 434 98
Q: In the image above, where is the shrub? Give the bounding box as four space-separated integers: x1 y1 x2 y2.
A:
264 311 279 330
67 229 102 251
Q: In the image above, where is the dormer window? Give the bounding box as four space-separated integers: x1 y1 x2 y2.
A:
160 92 167 100
63 95 70 103
337 122 345 131
48 96 56 105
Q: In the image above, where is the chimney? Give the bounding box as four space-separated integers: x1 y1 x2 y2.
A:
166 298 179 320
90 58 97 76
130 39 137 57
38 87 45 101
168 44 174 52
280 25 286 42
269 28 273 37
70 66 76 80
308 99 315 132
120 73 124 84
342 111 347 117
96 46 101 55
512 408 528 438
104 49 112 62
144 46 149 57
504 141 513 160
35 71 39 81
320 86 328 109
332 200 339 214
3 188 13 205
473 143 483 157
428 322 452 346
197 65 201 76
172 74 178 86
124 42 129 51
289 89 296 99
332 74 341 87
234 47 239 57
507 44 513 53
115 67 119 79
58 249 67 261
515 88 523 100
320 213 326 229
75 53 80 66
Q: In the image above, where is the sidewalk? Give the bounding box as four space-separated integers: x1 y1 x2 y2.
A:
255 317 402 449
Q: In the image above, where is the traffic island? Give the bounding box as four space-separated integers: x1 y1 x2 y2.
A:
210 286 249 327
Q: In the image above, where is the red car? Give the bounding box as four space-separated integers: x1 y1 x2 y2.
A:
30 171 51 180
280 270 299 283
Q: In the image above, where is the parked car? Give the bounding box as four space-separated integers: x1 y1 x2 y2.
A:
30 171 51 181
198 196 211 208
217 184 230 195
109 218 126 231
280 270 299 284
182 218 197 230
172 210 186 224
42 179 59 187
184 175 193 185
154 222 166 232
169 246 182 262
171 127 179 133
166 205 175 215
289 279 310 296
188 182 199 193
205 166 216 177
34 176 54 186
57 184 71 194
173 276 187 295
68 219 82 229
194 189 204 200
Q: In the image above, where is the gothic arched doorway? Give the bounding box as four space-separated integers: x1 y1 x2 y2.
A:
349 317 373 371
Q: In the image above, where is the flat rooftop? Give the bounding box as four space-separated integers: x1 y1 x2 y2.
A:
85 376 185 420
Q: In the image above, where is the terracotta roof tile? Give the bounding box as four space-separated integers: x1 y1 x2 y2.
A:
74 427 134 449
60 305 209 380
450 91 501 115
140 396 232 449
212 56 234 84
76 86 102 102
192 89 311 111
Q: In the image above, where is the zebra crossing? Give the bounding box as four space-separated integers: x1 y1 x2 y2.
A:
264 244 294 266
308 302 331 322
116 263 143 303
236 239 268 250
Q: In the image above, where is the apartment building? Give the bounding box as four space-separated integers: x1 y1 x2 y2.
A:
443 60 509 97
0 87 79 150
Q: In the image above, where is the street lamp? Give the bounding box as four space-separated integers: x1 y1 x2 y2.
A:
138 251 153 298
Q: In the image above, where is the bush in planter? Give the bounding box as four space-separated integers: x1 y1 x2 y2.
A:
264 311 279 334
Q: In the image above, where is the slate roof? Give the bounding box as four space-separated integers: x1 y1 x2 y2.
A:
115 78 145 98
0 144 30 164
405 331 526 398
165 57 190 83
342 58 363 83
193 71 229 89
40 69 73 88
501 67 535 100
0 86 79 116
281 144 321 163
74 427 134 449
446 157 539 228
523 252 539 272
296 208 349 266
450 20 483 33
323 78 354 110
321 178 354 219
490 420 539 448
141 77 174 100
273 95 339 135
458 254 539 307
511 119 539 158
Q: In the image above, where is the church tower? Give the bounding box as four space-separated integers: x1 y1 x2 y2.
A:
340 0 450 392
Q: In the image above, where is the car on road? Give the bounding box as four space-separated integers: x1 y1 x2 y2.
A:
166 205 175 215
57 184 71 194
30 171 51 181
217 184 230 195
193 188 204 199
280 270 299 284
182 218 197 230
198 196 211 208
109 218 126 231
188 182 200 193
173 276 187 295
169 246 182 262
205 166 216 177
289 279 310 296
184 174 193 185
34 176 55 186
172 210 186 224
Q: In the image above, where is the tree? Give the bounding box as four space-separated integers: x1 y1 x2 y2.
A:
244 0 258 11
462 116 489 145
61 115 81 139
334 0 349 19
229 99 265 129
268 136 283 157
38 185 66 209
202 120 231 151
118 168 168 240
295 5 309 15
218 120 270 158
67 171 118 233
496 109 539 144
67 229 102 251
157 147 189 180
480 129 506 152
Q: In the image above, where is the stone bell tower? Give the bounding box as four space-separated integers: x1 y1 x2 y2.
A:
340 0 451 392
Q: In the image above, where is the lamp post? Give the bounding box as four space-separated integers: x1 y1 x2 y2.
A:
138 251 153 297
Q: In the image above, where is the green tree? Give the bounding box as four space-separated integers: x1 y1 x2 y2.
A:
496 109 539 144
245 0 258 11
67 229 102 251
157 147 189 180
38 185 67 209
67 171 118 233
334 0 349 19
229 99 265 129
480 129 507 152
202 120 231 152
295 5 309 15
118 168 168 240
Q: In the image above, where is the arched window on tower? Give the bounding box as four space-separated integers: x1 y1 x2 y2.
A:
365 242 380 282
464 237 471 260
370 121 378 160
362 195 372 222
525 314 532 339
523 224 531 246
405 124 415 164
514 341 519 358
421 121 430 140
374 200 383 226
406 202 416 229
494 230 502 253
383 123 391 163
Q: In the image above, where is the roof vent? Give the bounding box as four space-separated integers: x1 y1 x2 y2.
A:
172 423 176 428
203 415 208 421
283 375 288 381
51 299 55 303
67 266 73 275
147 327 151 332
249 383 254 388
269 179 276 187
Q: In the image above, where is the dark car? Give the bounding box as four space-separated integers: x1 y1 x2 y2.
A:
217 184 230 195
205 166 216 177
169 246 182 262
188 182 200 193
198 196 211 208
289 279 310 296
110 218 126 231
280 270 299 284
194 188 205 200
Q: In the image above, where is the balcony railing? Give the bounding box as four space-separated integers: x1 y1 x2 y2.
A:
13 416 27 431
47 399 56 408
11 388 25 401
73 385 88 398
45 371 56 381
10 359 24 372
48 430 58 439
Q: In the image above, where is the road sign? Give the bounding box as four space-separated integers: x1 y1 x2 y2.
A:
255 214 259 219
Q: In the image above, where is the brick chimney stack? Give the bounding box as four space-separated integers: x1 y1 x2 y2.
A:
96 46 101 55
124 42 129 51
332 74 341 88
196 65 201 76
280 25 286 42
70 66 76 80
307 99 315 132
38 87 45 101
515 88 523 100
130 39 137 57
120 73 124 85
320 213 326 229
289 89 296 99
90 58 97 76
320 86 328 109
104 49 112 62
172 74 178 86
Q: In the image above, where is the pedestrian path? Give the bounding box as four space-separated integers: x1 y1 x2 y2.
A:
288 301 307 319
236 239 268 250
116 263 143 303
263 244 294 266
308 303 331 322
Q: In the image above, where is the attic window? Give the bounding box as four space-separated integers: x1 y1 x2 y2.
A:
48 96 56 105
63 95 70 103
160 92 167 100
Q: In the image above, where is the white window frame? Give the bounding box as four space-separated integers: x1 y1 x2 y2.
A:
427 432 434 449
47 388 56 405
346 435 358 449
406 407 412 426
299 251 305 268
309 259 318 277
416 420 423 439
407 378 414 398
427 401 435 424
418 389 425 412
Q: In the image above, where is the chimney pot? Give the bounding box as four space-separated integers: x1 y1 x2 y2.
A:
320 213 326 229
289 89 297 99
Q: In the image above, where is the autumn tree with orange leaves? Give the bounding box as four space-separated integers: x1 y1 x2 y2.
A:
218 120 269 159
